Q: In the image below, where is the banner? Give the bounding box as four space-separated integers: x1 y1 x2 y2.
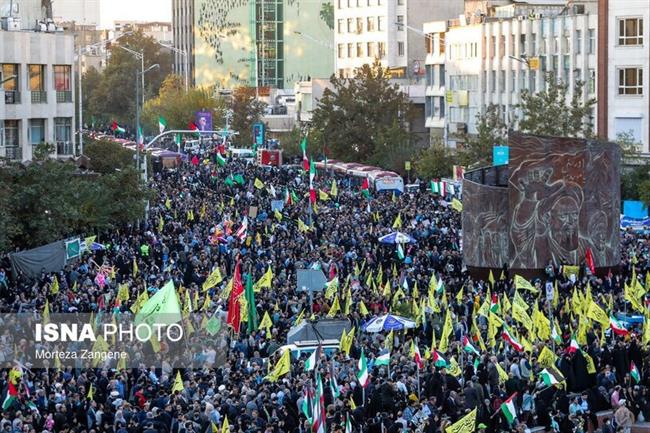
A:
445 407 477 433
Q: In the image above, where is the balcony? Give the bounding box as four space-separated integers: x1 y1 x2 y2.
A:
56 141 74 155
56 91 73 103
4 147 22 160
4 91 20 104
31 91 47 104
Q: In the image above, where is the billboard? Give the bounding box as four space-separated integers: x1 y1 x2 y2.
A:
195 111 213 132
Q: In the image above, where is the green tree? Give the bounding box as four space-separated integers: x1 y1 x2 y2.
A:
311 61 415 165
617 131 650 203
142 74 226 136
84 138 138 174
414 140 456 179
458 104 507 169
87 30 172 126
518 73 596 138
229 87 266 147
320 2 334 29
81 66 102 127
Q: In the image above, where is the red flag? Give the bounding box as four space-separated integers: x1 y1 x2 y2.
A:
188 121 199 131
227 261 244 332
585 248 596 275
111 120 118 131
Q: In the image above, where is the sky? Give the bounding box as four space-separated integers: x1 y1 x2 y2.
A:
101 0 172 27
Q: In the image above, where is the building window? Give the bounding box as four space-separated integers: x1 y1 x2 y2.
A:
55 117 72 143
29 65 45 91
618 18 643 46
378 16 385 31
398 41 404 56
3 120 19 147
519 34 527 56
337 19 344 33
588 29 595 54
575 30 582 54
347 18 353 33
356 17 363 33
29 119 45 146
367 42 376 57
397 0 404 4
356 43 364 57
618 67 643 95
338 0 343 9
338 44 345 58
347 43 353 58
378 42 386 58
490 70 496 92
588 68 595 94
396 15 404 31
367 17 375 32
499 35 505 57
1 64 18 91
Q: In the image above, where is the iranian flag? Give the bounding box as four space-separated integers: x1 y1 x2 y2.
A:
159 116 167 133
311 374 326 433
216 154 226 167
345 413 352 433
501 392 517 424
551 323 562 344
2 381 18 411
462 335 480 355
357 349 369 388
329 375 340 398
137 125 144 146
609 315 629 336
305 345 321 372
540 367 564 386
361 179 370 199
566 335 579 354
631 361 641 383
111 120 125 134
432 350 447 367
375 352 390 366
309 159 316 204
502 326 524 352
412 342 423 370
300 137 309 172
285 188 293 205
396 243 405 260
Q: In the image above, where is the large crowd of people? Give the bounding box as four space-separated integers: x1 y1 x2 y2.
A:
0 146 649 433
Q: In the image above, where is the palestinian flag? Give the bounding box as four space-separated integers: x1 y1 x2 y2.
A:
345 413 352 433
631 361 641 383
462 335 480 355
357 349 369 388
413 342 423 370
300 136 309 172
501 392 517 424
159 116 167 133
329 375 340 399
305 345 321 372
432 350 447 367
361 178 370 199
216 154 226 167
501 326 524 352
540 367 564 386
609 315 628 336
309 159 316 204
188 121 200 137
551 322 562 344
301 386 313 420
490 292 500 314
311 374 326 433
111 120 125 134
430 180 446 195
375 352 390 366
2 381 18 411
566 335 579 354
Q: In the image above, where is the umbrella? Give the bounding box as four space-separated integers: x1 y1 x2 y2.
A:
378 232 416 244
362 314 416 333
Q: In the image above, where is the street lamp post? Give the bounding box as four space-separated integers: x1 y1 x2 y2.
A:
153 41 189 92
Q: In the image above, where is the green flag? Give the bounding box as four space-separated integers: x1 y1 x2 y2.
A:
134 280 182 339
224 176 234 187
245 273 258 333
233 174 245 185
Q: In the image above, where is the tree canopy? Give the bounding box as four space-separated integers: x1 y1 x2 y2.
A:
229 87 267 147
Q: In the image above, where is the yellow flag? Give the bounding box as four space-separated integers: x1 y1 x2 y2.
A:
165 198 171 209
385 330 394 350
514 275 538 293
488 270 495 287
587 301 609 327
254 267 273 292
330 179 338 197
158 215 164 232
448 357 462 377
456 286 464 303
513 291 529 311
254 178 265 189
90 336 109 367
130 290 149 314
358 300 369 316
133 258 139 277
319 190 329 200
451 198 463 212
445 407 477 433
203 267 223 291
171 371 184 393
383 281 391 298
43 300 50 324
392 213 402 228
221 417 230 433
501 292 511 313
274 209 283 221
512 303 534 333
51 276 60 295
582 350 596 374
328 296 341 317
349 397 357 410
259 311 273 334
339 328 349 352
117 283 129 301
439 310 452 353
343 292 352 316
265 349 291 382
297 218 310 232
344 327 355 354
87 384 94 400
496 362 509 383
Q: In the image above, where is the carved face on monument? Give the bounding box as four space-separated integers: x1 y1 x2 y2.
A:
550 195 580 251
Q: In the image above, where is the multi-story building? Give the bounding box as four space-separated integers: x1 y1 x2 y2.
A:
1 20 76 161
602 0 649 152
114 21 173 45
172 0 194 86
52 0 101 27
427 1 599 148
192 0 334 90
334 0 462 80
